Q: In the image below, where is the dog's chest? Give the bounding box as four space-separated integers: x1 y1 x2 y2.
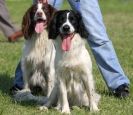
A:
23 32 52 66
60 66 88 105
59 65 85 82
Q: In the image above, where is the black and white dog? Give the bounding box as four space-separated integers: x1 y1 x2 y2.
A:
40 10 100 114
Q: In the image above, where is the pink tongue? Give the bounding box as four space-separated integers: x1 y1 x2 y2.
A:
61 35 72 51
35 22 44 33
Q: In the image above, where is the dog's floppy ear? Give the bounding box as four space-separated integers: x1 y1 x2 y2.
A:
76 11 88 39
22 5 34 39
48 12 59 39
48 4 57 18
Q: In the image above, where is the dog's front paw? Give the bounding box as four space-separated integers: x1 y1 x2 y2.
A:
39 106 48 111
90 103 99 112
54 105 61 111
61 107 70 114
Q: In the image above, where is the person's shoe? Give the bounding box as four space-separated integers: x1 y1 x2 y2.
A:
8 30 23 42
114 84 129 98
10 84 23 95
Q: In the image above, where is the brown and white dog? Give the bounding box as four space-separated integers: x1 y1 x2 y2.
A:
14 1 56 102
40 10 101 114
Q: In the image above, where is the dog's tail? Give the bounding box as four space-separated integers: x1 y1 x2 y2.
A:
13 89 48 104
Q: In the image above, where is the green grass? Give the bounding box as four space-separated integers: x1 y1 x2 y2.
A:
0 0 133 115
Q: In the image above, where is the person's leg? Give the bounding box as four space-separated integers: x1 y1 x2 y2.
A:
0 0 22 41
68 0 129 94
12 0 63 91
14 62 23 88
10 62 23 93
48 0 64 9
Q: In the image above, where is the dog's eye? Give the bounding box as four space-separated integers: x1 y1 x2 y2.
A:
42 6 46 10
69 16 74 21
69 16 76 24
58 16 65 25
32 7 37 13
60 16 65 21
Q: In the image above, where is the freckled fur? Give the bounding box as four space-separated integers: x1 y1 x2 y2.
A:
40 10 101 114
42 34 100 113
14 3 56 103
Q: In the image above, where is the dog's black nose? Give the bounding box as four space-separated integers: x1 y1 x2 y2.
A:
62 25 70 32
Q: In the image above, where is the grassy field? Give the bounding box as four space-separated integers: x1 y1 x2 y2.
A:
0 0 133 115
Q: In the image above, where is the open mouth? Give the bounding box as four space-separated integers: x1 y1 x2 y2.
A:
35 18 47 34
61 33 75 51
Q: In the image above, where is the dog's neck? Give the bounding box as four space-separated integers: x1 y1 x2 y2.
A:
27 29 48 42
55 33 85 53
34 29 48 39
54 33 86 66
24 29 50 50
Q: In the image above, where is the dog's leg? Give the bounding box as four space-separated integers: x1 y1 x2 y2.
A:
14 65 35 102
59 79 70 114
82 71 99 112
47 68 55 97
14 60 35 102
54 95 61 111
39 83 58 110
47 46 56 97
21 61 31 91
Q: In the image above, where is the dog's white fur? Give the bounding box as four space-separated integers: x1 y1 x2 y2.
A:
40 34 100 114
34 3 47 21
14 30 55 102
14 2 56 102
60 13 75 34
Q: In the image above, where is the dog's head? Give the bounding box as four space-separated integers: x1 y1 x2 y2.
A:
22 2 56 39
48 10 88 39
48 10 88 51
